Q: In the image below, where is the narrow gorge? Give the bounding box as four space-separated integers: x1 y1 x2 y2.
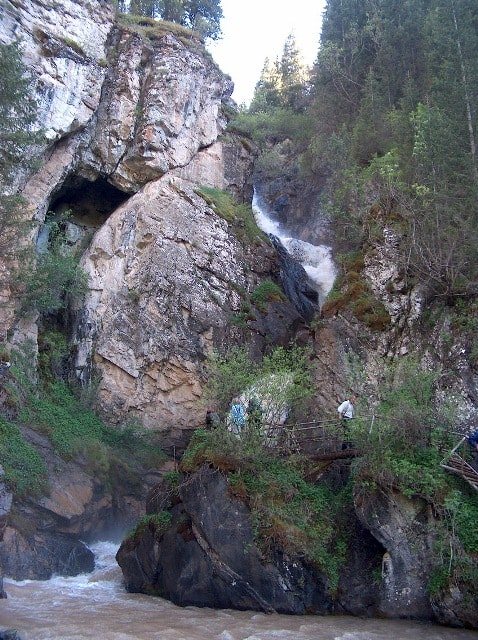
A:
0 0 477 638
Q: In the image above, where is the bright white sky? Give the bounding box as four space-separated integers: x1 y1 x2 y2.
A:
208 0 327 106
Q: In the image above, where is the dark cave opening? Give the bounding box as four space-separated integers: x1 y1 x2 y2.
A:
49 175 130 228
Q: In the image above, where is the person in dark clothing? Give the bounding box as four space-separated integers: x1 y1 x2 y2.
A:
247 396 263 432
206 408 221 429
467 428 478 454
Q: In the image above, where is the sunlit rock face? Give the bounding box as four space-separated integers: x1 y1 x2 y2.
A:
0 0 114 141
74 176 266 432
82 29 233 191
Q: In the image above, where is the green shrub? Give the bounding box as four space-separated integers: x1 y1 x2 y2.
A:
37 329 69 380
321 251 390 331
60 37 85 56
21 381 104 457
0 418 47 496
18 222 88 315
204 345 312 418
250 280 285 311
126 511 173 544
196 187 265 245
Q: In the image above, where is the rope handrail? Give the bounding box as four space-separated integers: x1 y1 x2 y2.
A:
261 414 379 432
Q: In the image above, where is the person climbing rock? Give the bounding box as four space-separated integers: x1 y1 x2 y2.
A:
337 395 356 450
228 397 246 436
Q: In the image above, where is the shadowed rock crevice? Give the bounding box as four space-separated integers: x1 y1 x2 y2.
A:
49 176 130 229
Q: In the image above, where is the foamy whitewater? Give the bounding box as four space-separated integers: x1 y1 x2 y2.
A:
1 542 475 640
252 191 336 305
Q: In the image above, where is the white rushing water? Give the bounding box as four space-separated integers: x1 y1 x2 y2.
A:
252 191 336 305
1 541 476 640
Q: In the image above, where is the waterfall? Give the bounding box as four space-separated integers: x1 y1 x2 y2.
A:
252 190 336 307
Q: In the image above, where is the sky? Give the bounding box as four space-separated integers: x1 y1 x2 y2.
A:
207 0 327 106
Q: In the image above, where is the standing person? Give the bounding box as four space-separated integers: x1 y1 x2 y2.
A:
247 396 263 432
229 397 246 435
467 427 478 455
337 395 356 450
206 408 220 429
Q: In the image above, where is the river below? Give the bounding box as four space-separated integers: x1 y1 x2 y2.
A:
0 542 476 640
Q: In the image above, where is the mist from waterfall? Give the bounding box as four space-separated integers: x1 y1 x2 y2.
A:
252 191 336 305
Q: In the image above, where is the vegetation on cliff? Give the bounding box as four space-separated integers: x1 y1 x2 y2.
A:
116 0 222 40
0 41 41 265
232 0 478 312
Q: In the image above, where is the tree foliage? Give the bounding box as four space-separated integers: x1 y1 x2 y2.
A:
126 0 222 39
295 0 478 303
0 41 40 261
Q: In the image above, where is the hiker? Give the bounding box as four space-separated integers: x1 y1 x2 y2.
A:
228 397 246 436
467 427 478 455
247 396 263 431
337 395 356 450
205 408 221 430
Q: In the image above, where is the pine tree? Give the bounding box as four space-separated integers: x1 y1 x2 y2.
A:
0 41 38 184
279 34 308 110
249 58 282 113
0 41 40 261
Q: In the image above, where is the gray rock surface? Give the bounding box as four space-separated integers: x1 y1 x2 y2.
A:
355 488 434 620
117 466 332 614
73 175 283 432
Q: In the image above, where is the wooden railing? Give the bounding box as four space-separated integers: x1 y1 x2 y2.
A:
440 437 478 492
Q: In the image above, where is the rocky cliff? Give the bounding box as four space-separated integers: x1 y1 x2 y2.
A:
1 0 477 630
0 0 306 580
0 0 299 434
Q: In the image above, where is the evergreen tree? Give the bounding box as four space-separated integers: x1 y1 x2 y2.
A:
158 0 185 22
279 34 308 110
184 0 222 39
249 57 282 113
0 41 40 261
0 41 38 184
304 0 478 300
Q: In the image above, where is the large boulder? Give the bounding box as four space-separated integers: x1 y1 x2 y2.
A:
73 175 299 433
117 466 332 614
354 487 434 620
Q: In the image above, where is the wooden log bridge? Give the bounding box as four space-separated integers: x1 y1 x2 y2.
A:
441 437 478 492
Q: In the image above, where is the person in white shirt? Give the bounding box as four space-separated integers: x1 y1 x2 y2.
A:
337 395 356 450
337 396 356 420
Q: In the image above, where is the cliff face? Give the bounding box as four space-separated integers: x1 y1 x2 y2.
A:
1 0 297 434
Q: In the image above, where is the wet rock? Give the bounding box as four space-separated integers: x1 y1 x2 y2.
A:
0 630 24 640
1 527 94 580
117 466 332 614
270 236 319 322
355 488 434 620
